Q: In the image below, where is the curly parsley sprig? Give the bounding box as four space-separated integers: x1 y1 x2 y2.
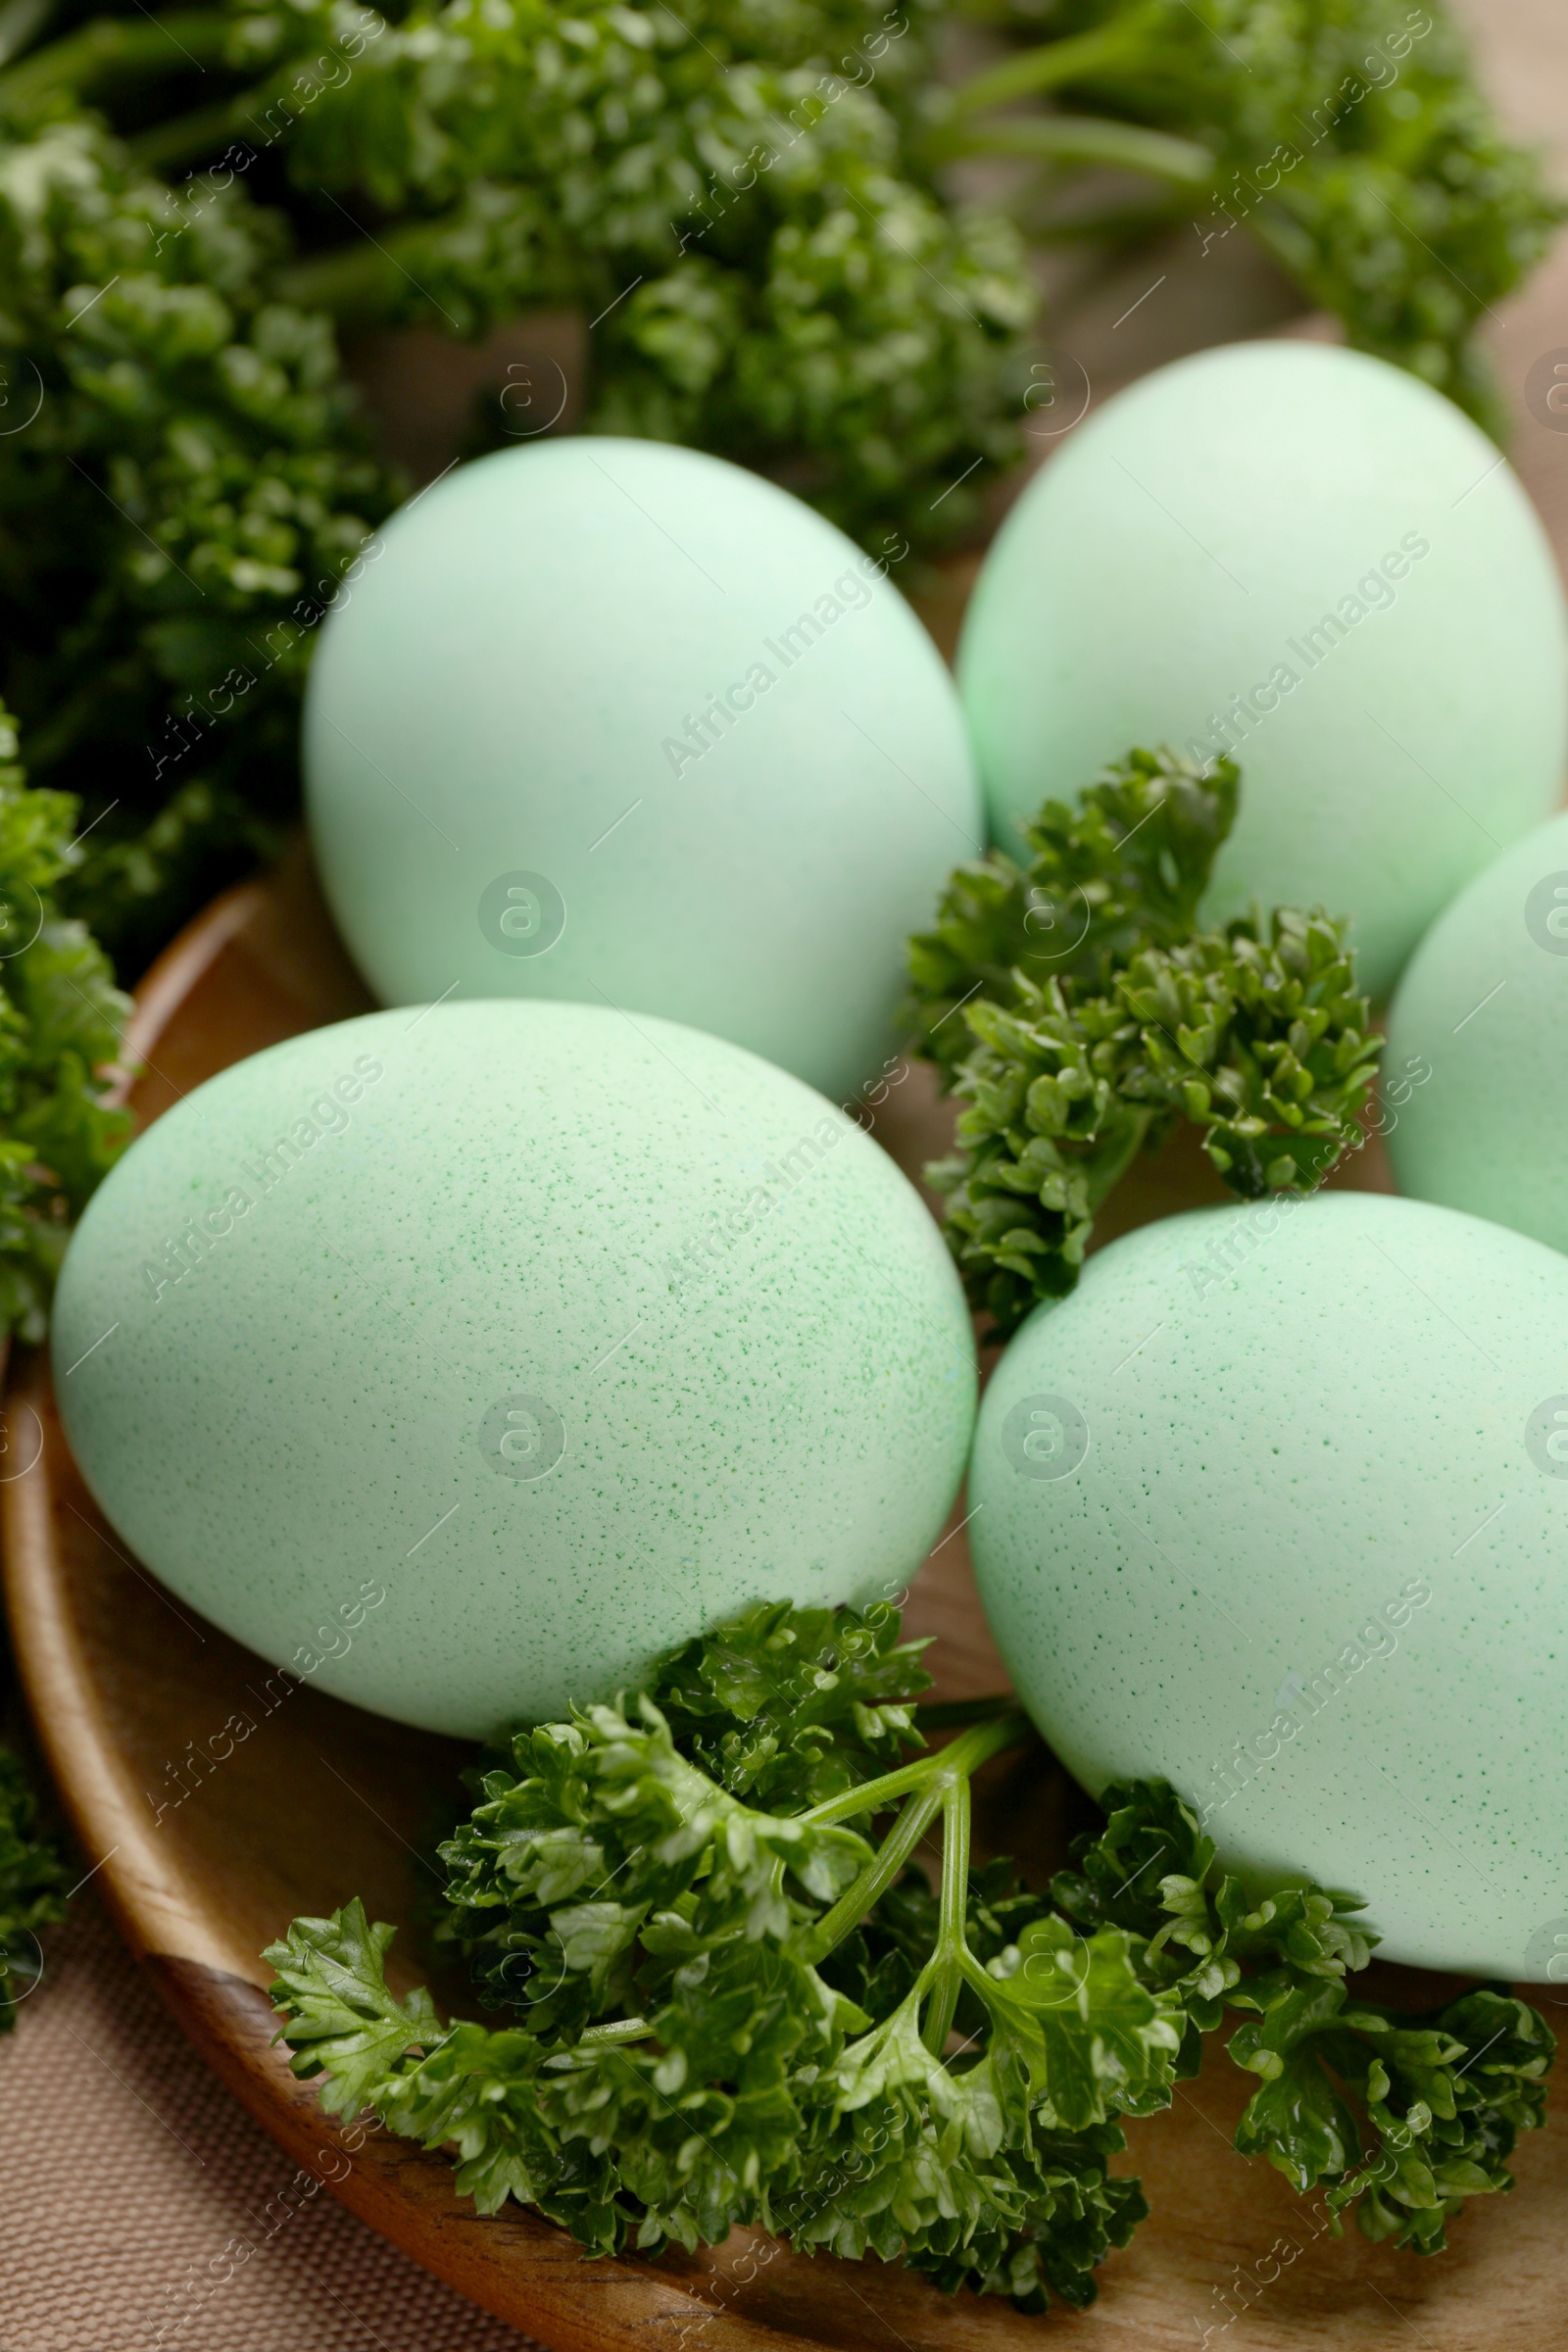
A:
266 1603 1545 2304
907 746 1382 1335
933 0 1564 440
267 1606 1179 2309
1055 1781 1553 2252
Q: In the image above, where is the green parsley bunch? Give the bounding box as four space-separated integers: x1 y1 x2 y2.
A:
267 1601 1550 2306
0 115 399 967
0 0 1037 959
137 0 1041 545
0 697 128 1341
935 0 1563 438
907 746 1382 1335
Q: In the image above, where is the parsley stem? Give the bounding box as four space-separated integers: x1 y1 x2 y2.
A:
913 1694 1019 1730
925 113 1213 186
130 94 254 174
944 6 1159 113
956 1939 1011 2007
793 1713 1031 1969
798 1710 1031 1830
794 1782 947 1971
274 226 463 327
578 2016 653 2045
0 13 230 121
798 1760 940 1827
921 1777 971 2056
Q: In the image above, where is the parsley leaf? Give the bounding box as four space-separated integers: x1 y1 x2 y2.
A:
265 1896 447 2118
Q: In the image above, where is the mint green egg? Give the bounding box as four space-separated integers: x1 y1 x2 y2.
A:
1387 810 1568 1251
959 343 1567 1002
969 1192 1568 1978
303 439 981 1103
52 1003 975 1739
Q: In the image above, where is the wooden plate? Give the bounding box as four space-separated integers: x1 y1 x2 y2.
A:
5 843 1566 2351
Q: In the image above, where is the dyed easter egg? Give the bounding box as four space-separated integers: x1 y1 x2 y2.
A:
1386 808 1568 1253
958 342 1567 1001
970 1190 1568 1978
304 438 982 1102
53 1003 975 1738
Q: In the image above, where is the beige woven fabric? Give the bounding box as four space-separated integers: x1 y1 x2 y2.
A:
0 1891 535 2352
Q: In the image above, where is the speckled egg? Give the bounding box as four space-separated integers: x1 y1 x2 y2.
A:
969 1190 1568 1979
303 438 982 1103
53 1003 975 1738
1386 808 1568 1253
958 342 1567 1002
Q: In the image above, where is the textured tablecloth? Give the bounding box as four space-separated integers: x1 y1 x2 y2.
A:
0 1889 535 2352
7 2 1568 2342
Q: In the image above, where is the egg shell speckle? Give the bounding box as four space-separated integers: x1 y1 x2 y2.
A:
1386 808 1568 1253
969 1191 1568 1979
304 437 982 1102
958 342 1567 1002
52 1002 976 1738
